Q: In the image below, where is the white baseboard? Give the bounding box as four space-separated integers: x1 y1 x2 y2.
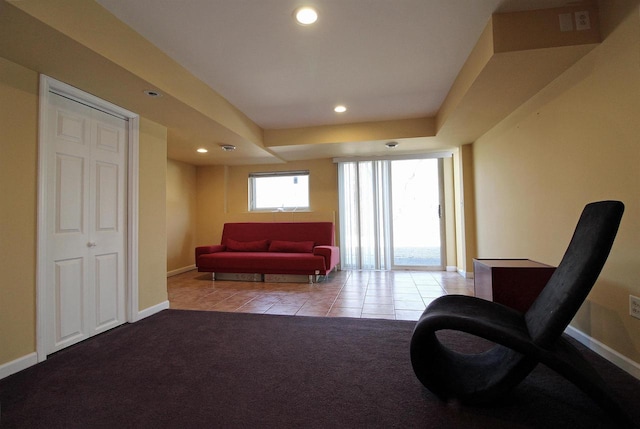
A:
446 266 457 272
565 325 640 380
167 265 196 277
135 300 170 322
0 352 38 380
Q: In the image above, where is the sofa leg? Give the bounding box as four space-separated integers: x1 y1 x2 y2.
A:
309 270 321 284
212 272 216 281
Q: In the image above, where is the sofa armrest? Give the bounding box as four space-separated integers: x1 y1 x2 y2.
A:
195 244 226 260
313 245 340 270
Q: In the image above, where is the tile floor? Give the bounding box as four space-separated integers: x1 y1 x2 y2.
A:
168 269 474 321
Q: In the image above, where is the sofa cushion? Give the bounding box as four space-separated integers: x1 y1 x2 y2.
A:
269 240 314 253
198 252 327 273
226 238 270 252
221 222 335 246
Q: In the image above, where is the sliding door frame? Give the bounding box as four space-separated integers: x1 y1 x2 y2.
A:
388 158 445 271
336 152 451 271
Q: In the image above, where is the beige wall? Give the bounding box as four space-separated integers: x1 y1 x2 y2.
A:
195 164 228 246
473 0 640 362
0 57 169 367
0 58 38 365
452 145 477 275
167 159 197 273
138 118 169 310
196 159 339 246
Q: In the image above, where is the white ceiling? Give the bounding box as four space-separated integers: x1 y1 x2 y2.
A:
95 0 577 132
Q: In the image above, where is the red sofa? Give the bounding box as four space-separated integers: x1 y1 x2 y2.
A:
195 222 340 281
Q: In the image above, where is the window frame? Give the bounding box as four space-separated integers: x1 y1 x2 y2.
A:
248 170 310 212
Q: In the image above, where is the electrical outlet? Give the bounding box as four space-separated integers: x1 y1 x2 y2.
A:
575 11 591 31
630 295 640 320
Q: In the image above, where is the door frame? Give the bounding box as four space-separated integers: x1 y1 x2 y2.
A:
36 75 140 362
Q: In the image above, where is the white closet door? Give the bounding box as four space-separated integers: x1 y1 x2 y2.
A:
46 92 127 353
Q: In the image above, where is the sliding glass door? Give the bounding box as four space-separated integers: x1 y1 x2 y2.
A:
390 159 442 269
338 156 444 271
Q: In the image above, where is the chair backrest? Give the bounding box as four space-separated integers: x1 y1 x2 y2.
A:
525 201 624 346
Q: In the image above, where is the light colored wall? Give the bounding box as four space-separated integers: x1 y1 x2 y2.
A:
196 159 339 246
0 56 169 367
0 57 38 365
167 159 197 273
196 164 227 246
138 118 169 310
452 145 477 276
473 0 640 362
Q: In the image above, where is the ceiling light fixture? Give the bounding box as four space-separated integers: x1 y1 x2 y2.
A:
220 144 236 151
334 105 347 113
196 148 208 153
385 142 399 149
294 6 318 25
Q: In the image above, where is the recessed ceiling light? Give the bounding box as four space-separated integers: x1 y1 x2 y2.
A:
220 144 236 151
294 6 318 25
143 90 162 98
334 105 347 113
196 148 208 153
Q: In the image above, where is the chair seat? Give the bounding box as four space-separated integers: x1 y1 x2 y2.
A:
417 295 530 343
411 295 538 403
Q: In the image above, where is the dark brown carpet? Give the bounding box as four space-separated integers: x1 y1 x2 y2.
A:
1 309 638 428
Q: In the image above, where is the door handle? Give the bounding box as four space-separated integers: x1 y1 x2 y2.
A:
87 241 97 248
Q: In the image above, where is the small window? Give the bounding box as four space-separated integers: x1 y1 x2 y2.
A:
249 170 310 211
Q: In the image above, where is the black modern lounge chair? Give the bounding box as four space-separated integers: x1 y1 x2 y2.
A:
410 201 631 426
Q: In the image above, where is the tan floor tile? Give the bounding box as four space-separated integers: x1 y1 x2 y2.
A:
235 306 268 314
360 313 396 320
394 300 426 311
337 290 367 298
167 269 473 320
237 301 275 312
362 303 395 315
327 307 362 318
265 304 302 315
249 296 283 305
169 302 196 310
305 294 338 303
364 296 394 305
210 302 243 311
333 298 365 308
299 301 332 311
393 292 423 301
395 310 424 321
277 298 310 306
412 279 442 286
392 286 421 293
443 287 474 296
365 289 394 297
296 307 330 317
